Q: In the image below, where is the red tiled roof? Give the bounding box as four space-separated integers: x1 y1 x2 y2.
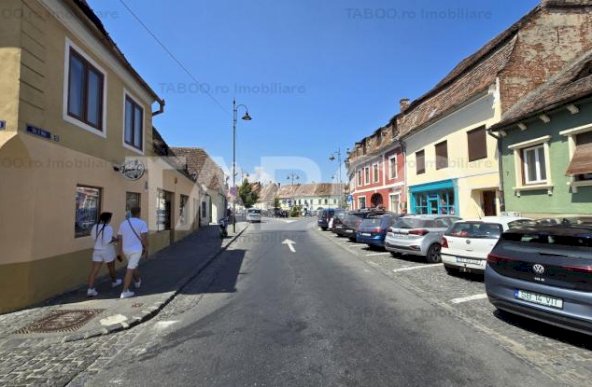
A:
171 147 226 192
276 183 346 199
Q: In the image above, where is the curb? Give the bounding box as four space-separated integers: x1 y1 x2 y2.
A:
63 224 250 342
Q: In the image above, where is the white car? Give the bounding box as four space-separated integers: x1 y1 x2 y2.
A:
441 216 531 274
246 208 262 223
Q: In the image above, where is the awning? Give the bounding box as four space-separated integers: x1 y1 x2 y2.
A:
566 143 592 176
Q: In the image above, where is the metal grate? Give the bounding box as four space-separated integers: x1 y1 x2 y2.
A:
14 309 104 334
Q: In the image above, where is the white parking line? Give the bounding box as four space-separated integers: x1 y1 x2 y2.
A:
392 263 443 273
450 293 488 304
366 252 391 257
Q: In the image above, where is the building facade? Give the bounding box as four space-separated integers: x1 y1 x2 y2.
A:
0 0 202 312
277 183 346 211
490 50 592 218
347 124 405 212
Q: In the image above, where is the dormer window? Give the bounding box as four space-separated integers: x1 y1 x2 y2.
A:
575 61 592 81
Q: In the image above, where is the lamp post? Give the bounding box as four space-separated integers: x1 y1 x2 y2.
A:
232 99 252 232
329 148 343 208
287 172 299 209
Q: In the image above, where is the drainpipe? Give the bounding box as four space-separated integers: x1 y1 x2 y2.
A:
487 129 506 213
152 98 166 116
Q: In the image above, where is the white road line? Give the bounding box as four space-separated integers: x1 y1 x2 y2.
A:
450 293 488 304
365 252 391 257
392 263 443 273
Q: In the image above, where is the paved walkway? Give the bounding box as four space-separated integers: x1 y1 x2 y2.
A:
0 223 249 345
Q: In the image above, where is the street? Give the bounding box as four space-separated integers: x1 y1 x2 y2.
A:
69 218 591 386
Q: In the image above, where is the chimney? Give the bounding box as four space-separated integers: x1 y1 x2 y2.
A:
400 98 410 113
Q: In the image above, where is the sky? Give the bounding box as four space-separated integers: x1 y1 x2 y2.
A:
88 0 540 185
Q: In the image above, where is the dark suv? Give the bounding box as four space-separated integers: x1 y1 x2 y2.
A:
485 225 592 335
317 208 335 231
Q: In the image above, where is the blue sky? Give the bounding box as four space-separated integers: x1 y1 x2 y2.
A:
89 0 539 184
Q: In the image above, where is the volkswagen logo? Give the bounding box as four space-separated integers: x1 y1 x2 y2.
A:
533 264 545 275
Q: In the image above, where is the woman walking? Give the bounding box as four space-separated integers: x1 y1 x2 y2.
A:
87 212 122 297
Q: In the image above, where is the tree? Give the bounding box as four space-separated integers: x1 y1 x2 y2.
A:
238 179 259 208
273 197 280 209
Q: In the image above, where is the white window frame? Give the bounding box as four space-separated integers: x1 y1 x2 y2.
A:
364 166 370 185
389 155 398 179
560 123 592 192
372 163 379 183
522 145 547 185
122 89 145 155
508 135 553 196
358 196 366 209
389 193 400 212
63 38 108 138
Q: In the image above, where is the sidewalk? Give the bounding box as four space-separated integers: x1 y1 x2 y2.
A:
0 222 249 344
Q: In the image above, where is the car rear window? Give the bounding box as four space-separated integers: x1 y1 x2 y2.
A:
248 209 261 214
447 222 502 238
393 218 436 229
501 232 592 247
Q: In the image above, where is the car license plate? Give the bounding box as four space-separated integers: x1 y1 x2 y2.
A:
515 289 563 309
336 225 343 229
456 257 482 266
361 233 371 237
345 229 353 233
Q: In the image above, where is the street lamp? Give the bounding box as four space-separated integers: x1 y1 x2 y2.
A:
286 172 300 209
329 148 343 207
232 99 252 232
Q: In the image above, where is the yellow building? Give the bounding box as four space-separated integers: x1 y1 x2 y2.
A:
0 0 202 312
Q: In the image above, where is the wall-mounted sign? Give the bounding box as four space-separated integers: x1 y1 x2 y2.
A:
119 159 145 181
26 124 59 142
0 120 6 130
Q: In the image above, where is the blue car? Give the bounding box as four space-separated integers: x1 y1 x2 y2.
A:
317 208 335 230
356 212 399 248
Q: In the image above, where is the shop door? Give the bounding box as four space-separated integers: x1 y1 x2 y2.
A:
427 195 439 214
482 191 497 216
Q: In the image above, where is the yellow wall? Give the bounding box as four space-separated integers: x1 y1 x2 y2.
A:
0 0 203 313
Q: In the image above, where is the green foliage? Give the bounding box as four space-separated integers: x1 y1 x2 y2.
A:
238 179 259 209
273 197 281 208
290 205 301 217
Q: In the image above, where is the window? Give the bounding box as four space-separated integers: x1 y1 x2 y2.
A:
67 48 104 131
389 193 400 212
75 186 101 237
373 163 379 183
358 196 366 209
389 156 398 179
180 194 189 225
416 150 425 174
324 198 328 205
126 192 141 215
157 190 172 231
467 126 487 161
435 141 448 169
569 131 592 181
124 96 144 151
357 170 362 186
364 166 370 184
522 145 547 184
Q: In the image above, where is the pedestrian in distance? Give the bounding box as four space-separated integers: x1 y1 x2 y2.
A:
117 206 149 299
87 212 123 297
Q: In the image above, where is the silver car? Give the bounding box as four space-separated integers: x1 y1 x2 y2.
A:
246 208 262 223
384 215 461 263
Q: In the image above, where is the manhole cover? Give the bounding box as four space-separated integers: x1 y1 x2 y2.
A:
131 303 144 308
14 309 104 334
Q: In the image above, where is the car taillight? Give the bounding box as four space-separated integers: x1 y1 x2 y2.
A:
487 253 511 264
409 229 429 236
441 237 448 248
564 265 592 274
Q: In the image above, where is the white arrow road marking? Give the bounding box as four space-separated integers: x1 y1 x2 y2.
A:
392 263 443 273
450 293 487 304
282 239 296 253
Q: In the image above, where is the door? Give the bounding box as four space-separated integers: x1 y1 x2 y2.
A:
482 191 497 216
427 195 439 214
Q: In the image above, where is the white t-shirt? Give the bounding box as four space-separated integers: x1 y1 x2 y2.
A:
118 217 148 254
91 224 114 250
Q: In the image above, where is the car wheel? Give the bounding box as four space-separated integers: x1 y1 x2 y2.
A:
390 251 399 258
321 227 328 231
426 244 442 263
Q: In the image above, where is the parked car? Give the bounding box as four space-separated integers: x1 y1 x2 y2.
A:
335 210 374 240
356 212 399 249
384 215 461 263
485 225 592 335
317 208 335 230
330 209 347 233
246 208 262 223
441 216 531 274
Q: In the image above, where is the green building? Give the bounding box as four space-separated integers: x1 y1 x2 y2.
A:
490 50 592 219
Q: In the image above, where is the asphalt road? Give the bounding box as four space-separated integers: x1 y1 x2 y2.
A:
88 218 557 387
